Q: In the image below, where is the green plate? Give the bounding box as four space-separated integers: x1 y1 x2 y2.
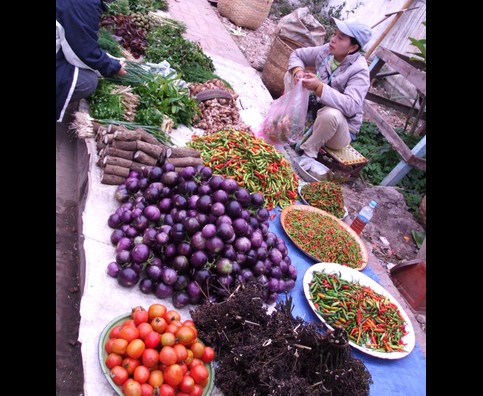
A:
98 313 215 395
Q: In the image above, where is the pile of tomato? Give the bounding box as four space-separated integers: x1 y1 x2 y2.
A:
103 303 215 396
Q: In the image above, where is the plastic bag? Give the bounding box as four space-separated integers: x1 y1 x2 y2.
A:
257 82 310 147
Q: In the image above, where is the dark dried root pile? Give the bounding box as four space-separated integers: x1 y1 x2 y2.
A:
190 282 373 396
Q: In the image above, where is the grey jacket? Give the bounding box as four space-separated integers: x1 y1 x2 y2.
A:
288 43 370 134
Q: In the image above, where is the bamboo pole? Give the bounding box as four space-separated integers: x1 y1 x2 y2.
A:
365 0 415 59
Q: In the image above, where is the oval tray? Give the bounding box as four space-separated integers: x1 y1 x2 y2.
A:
280 204 368 270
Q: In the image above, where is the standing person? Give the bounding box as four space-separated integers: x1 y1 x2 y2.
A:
56 0 126 122
284 17 372 166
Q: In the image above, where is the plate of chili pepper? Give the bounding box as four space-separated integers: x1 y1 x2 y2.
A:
280 204 368 270
297 181 348 219
303 262 415 359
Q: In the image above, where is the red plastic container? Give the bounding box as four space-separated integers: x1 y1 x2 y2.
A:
391 260 426 313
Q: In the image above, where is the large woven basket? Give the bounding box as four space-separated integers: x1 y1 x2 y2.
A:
262 35 304 98
228 0 273 30
217 0 231 18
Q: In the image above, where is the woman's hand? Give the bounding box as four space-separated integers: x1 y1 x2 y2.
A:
116 65 127 76
294 70 305 84
301 72 322 92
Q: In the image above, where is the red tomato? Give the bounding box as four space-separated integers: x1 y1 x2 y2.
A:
122 356 141 375
119 326 140 343
201 346 215 363
163 364 183 387
158 383 175 396
165 310 181 324
165 323 181 335
137 322 153 340
159 346 178 366
189 341 205 359
122 319 137 328
140 383 154 396
189 357 204 368
173 343 188 363
144 331 161 349
126 339 145 360
160 332 176 347
151 317 167 334
148 369 164 387
105 352 123 369
179 375 195 393
110 365 129 386
148 303 167 321
185 349 194 365
176 326 197 346
178 362 189 376
111 338 129 355
190 364 209 384
133 365 151 384
109 325 122 339
132 306 149 326
189 384 204 396
180 320 198 339
142 348 159 369
105 338 115 354
122 378 142 396
182 319 196 328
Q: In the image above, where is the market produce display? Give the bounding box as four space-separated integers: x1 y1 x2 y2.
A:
190 281 373 395
303 263 415 359
99 304 215 395
280 205 368 270
106 162 298 306
299 180 347 219
189 79 252 135
187 129 299 210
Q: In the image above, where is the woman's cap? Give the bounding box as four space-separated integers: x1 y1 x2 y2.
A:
332 17 372 49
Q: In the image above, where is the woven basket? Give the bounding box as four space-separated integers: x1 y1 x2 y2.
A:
262 35 304 98
217 0 231 18
228 0 273 30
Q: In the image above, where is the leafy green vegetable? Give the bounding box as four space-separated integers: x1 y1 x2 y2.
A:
145 24 215 82
98 27 123 58
88 80 124 120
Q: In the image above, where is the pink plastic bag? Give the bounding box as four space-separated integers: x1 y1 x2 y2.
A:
256 82 310 146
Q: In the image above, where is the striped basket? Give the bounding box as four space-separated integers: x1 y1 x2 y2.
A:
262 35 304 98
227 0 273 30
217 0 231 18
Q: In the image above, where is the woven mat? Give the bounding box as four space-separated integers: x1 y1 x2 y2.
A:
323 145 368 166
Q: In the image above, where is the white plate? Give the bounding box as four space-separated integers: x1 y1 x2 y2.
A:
303 262 415 359
297 184 348 220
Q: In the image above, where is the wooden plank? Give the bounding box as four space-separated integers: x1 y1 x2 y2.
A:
374 47 426 95
365 92 426 120
368 55 385 82
380 135 426 186
363 101 426 172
